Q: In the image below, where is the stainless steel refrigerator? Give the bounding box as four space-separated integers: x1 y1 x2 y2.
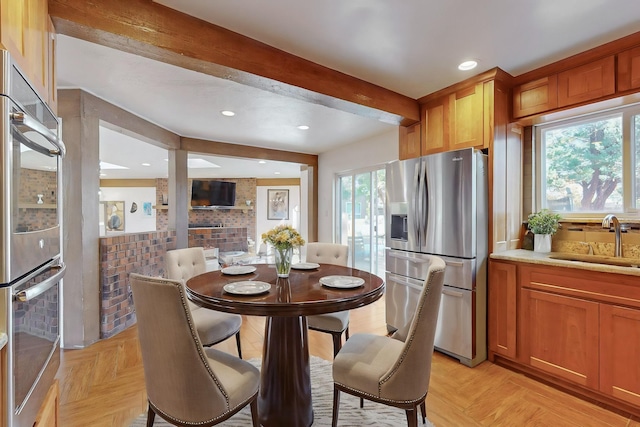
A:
385 148 487 367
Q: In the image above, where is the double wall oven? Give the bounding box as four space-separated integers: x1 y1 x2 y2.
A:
0 50 65 426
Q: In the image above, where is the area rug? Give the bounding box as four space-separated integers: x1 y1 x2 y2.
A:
130 356 436 426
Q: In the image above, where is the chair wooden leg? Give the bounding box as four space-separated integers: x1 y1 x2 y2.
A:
235 332 243 359
420 399 426 424
250 397 259 427
332 387 341 427
332 332 342 357
345 326 350 340
405 407 418 427
146 405 155 427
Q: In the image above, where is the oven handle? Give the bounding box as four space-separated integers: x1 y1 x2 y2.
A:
14 263 66 302
10 111 66 157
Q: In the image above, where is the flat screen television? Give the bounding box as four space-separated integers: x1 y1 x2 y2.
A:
191 180 236 207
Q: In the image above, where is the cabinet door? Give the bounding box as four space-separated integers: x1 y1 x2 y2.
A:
35 379 59 427
399 123 421 160
557 56 615 108
488 261 517 359
522 289 599 389
513 76 558 118
47 16 57 114
421 96 449 155
618 46 640 92
0 0 26 56
600 305 640 406
450 82 483 150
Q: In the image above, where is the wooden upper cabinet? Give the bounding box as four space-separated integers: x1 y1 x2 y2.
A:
513 76 558 118
399 122 421 160
0 0 54 110
618 46 640 92
557 55 615 108
47 16 57 114
450 82 484 150
0 0 26 56
421 96 449 155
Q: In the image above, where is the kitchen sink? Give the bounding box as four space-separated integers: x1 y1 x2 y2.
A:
548 253 640 268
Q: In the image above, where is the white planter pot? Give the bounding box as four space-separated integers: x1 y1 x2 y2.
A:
534 234 552 253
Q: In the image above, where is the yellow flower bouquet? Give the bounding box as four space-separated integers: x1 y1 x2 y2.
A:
262 225 305 277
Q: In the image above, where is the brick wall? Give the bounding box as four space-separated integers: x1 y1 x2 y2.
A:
98 230 176 338
98 226 248 338
187 227 248 252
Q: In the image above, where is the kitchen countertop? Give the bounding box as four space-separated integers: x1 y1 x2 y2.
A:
490 249 640 277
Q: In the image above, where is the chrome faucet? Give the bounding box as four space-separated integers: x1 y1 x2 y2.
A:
602 214 622 257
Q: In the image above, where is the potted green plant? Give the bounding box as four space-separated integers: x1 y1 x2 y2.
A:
527 209 562 253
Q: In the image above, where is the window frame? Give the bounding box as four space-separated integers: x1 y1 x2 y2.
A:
534 103 640 218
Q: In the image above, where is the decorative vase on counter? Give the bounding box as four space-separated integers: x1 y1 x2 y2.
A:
534 234 552 253
274 246 293 278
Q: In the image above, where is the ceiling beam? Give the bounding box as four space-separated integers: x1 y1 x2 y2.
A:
181 137 318 168
48 0 420 126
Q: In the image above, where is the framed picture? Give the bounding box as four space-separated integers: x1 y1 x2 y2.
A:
267 189 289 220
143 201 153 216
104 201 125 232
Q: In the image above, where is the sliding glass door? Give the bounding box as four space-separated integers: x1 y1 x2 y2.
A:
336 167 385 276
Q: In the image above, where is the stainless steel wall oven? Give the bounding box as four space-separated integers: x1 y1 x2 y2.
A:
0 50 65 427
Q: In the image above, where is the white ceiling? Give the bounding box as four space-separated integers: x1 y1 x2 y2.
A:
56 0 640 179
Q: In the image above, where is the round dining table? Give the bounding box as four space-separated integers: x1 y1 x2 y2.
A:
186 263 385 427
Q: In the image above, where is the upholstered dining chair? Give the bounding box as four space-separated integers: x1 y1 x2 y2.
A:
129 274 259 427
331 256 446 427
165 247 243 358
305 242 350 356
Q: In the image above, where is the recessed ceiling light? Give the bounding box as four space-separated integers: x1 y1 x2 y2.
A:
274 171 281 175
141 163 151 167
297 125 309 130
100 173 107 177
458 60 478 71
258 160 267 164
221 110 235 117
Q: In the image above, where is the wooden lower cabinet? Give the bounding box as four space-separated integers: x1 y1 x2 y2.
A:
600 304 640 406
522 288 599 389
488 260 517 359
35 379 59 427
488 259 640 416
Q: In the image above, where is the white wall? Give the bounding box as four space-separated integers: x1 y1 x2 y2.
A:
99 187 157 236
256 185 301 250
317 129 398 242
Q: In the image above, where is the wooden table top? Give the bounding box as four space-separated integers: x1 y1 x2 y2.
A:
186 263 385 316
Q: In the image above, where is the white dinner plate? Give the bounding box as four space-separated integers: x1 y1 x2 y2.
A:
291 262 320 270
221 265 257 275
223 281 271 295
319 275 365 289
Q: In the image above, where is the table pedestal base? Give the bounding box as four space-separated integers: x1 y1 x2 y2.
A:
259 316 312 427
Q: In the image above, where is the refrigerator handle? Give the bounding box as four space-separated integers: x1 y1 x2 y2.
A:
419 160 427 244
413 161 422 243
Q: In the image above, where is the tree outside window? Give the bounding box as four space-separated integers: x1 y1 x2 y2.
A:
538 104 640 214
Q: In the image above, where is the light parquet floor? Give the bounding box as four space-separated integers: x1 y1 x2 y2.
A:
57 297 640 427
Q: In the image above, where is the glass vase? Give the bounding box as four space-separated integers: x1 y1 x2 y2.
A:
275 246 293 278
